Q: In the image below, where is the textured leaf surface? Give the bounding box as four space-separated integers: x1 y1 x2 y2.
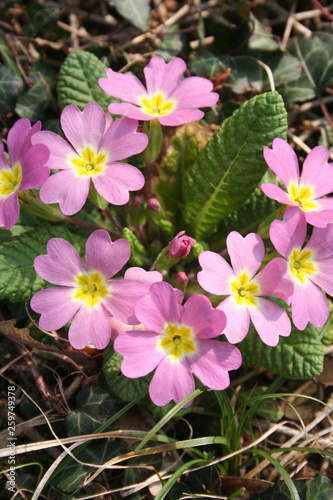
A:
112 0 150 32
0 64 23 115
239 320 324 380
15 73 49 121
184 91 287 239
103 343 151 402
306 475 333 500
251 480 306 499
0 224 84 303
57 51 113 111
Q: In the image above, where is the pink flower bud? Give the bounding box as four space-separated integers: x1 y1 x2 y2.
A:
174 272 188 287
147 198 159 213
167 231 195 259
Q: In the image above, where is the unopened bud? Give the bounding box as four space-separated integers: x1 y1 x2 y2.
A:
167 231 195 259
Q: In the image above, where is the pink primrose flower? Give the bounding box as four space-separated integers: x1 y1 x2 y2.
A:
30 230 150 350
114 281 242 407
261 138 333 228
270 207 333 330
31 102 148 216
99 56 219 126
167 231 196 259
198 232 293 347
0 118 49 229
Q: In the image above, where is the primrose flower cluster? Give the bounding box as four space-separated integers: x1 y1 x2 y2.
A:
1 55 333 408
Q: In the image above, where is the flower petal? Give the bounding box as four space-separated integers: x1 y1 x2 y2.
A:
270 207 307 258
144 56 185 96
114 330 164 377
158 108 204 126
124 267 163 286
305 206 333 228
20 144 50 190
190 340 242 390
149 356 194 407
92 163 144 206
68 304 111 350
169 76 218 109
198 250 234 295
217 296 250 343
181 294 226 338
0 193 19 230
30 287 79 331
85 230 130 279
249 297 291 346
291 280 329 330
300 145 333 198
227 232 264 277
34 237 85 285
31 130 76 170
310 259 333 297
100 117 148 162
40 170 90 215
108 102 152 121
261 182 291 205
61 103 105 154
105 279 150 324
135 281 180 332
99 68 147 104
256 258 293 300
306 223 333 259
263 138 299 188
7 118 39 165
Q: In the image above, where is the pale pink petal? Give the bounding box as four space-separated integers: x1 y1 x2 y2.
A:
135 281 181 332
85 230 130 278
109 317 134 341
270 207 307 258
30 287 79 331
311 259 333 296
108 102 152 121
261 183 291 205
114 331 164 377
306 223 333 259
61 103 105 154
99 68 146 104
40 170 90 215
34 238 85 285
300 146 333 197
263 138 299 188
158 108 204 126
190 340 242 390
68 304 111 350
305 208 333 228
249 297 291 346
7 118 36 165
0 194 19 229
105 279 149 324
198 251 234 295
0 142 9 168
144 56 185 96
256 258 292 300
217 296 250 343
169 76 218 108
227 232 264 277
181 294 226 339
291 280 329 330
100 117 148 162
31 131 75 170
92 163 144 206
124 267 163 286
20 144 50 190
149 356 194 407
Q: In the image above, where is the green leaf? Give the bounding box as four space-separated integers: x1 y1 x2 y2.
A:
103 343 151 402
0 224 85 303
250 479 306 499
239 320 324 380
66 387 116 436
15 73 49 121
0 63 23 115
155 25 185 61
184 91 287 239
57 51 114 111
112 0 150 32
122 227 146 266
0 34 21 75
306 476 333 500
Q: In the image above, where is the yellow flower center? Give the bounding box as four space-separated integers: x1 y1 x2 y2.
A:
140 93 175 117
230 272 259 306
289 248 316 284
74 271 108 308
0 163 22 198
159 323 196 360
288 183 317 212
71 146 107 177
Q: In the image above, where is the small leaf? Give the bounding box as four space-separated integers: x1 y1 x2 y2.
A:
306 475 333 500
122 227 146 266
0 34 21 75
112 0 150 32
0 63 23 115
103 343 151 402
239 319 324 380
57 51 114 111
0 224 85 303
184 91 287 239
15 73 49 121
251 479 306 499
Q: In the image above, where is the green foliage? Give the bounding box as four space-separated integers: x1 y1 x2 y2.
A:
111 0 151 32
306 475 333 500
122 227 146 266
103 343 151 401
57 51 114 111
184 91 287 239
66 387 116 436
0 64 23 116
239 321 324 380
250 476 333 500
15 73 49 121
0 224 84 302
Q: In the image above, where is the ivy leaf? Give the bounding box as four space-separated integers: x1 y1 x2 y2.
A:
15 73 49 121
0 64 23 115
0 224 84 303
184 91 287 239
103 343 151 402
306 476 333 500
251 479 306 499
57 51 115 111
238 320 324 380
112 0 150 32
